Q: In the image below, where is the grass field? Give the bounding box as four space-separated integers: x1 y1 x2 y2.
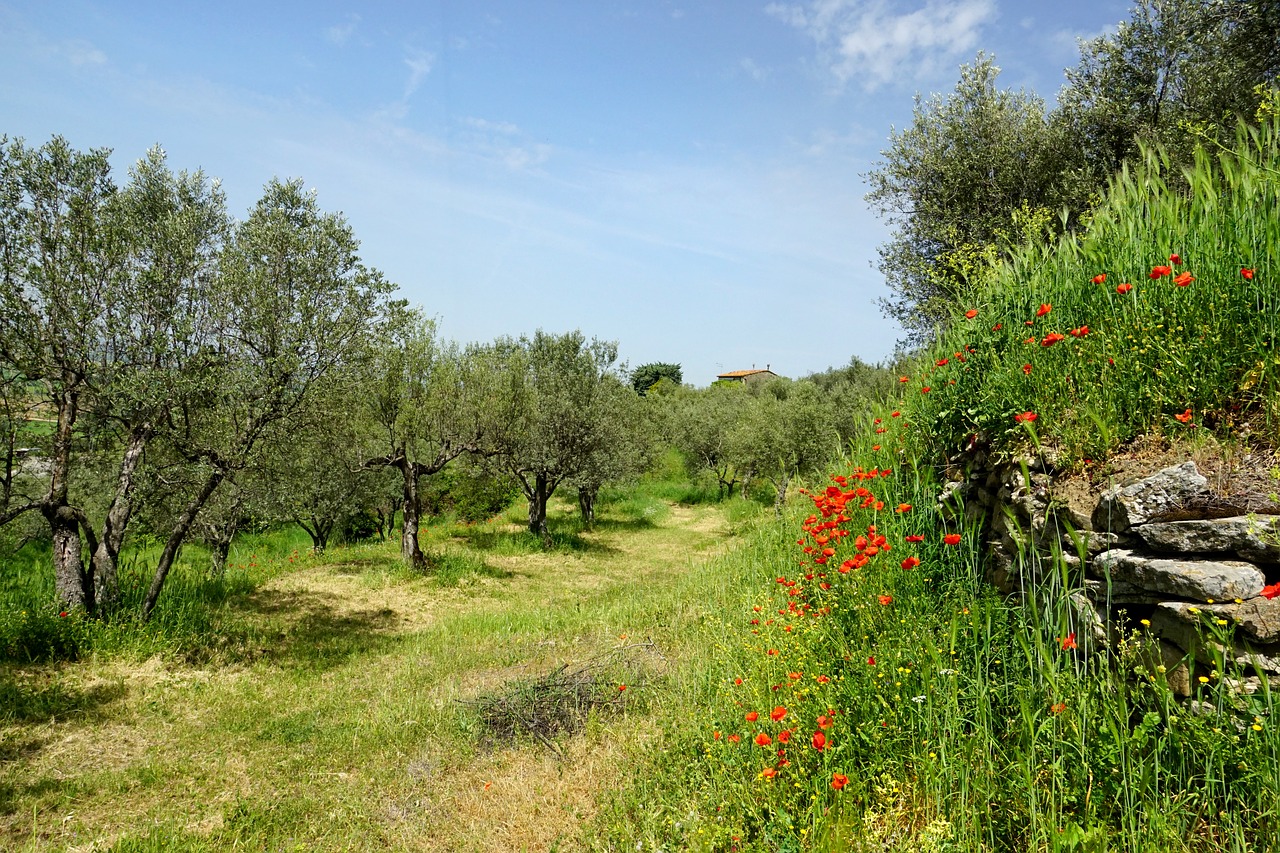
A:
0 491 769 852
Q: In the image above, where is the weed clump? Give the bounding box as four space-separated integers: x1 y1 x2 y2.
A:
463 644 653 757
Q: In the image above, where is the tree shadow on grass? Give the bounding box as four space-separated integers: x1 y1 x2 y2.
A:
0 775 88 822
224 588 407 671
449 526 621 556
0 669 126 726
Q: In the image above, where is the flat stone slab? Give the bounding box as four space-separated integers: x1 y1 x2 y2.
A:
1150 602 1280 674
1092 461 1208 533
1092 549 1265 602
1191 597 1280 644
1135 516 1280 564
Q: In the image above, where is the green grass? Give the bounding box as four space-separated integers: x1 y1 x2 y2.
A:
0 482 775 851
588 120 1280 851
894 118 1280 466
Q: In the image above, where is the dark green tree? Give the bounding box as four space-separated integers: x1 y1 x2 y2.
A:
865 56 1078 344
1057 0 1280 189
631 362 683 395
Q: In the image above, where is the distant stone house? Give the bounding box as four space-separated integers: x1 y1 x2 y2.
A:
715 367 778 385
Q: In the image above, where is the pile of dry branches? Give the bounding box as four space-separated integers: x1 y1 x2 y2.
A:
461 642 659 758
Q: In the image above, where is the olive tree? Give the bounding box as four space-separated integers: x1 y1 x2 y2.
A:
357 309 500 567
139 178 392 617
485 330 624 540
0 138 229 613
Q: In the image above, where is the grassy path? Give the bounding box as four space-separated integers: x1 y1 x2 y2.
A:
1 499 743 852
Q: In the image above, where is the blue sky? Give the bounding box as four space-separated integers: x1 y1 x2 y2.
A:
2 1 1128 384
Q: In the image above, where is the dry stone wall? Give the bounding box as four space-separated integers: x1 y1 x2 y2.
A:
947 458 1280 697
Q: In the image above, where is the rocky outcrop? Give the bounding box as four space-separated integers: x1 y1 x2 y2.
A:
952 459 1280 698
1091 461 1208 532
1091 549 1265 602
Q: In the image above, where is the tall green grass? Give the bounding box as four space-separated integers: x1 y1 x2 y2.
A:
903 118 1280 464
0 526 314 663
595 120 1280 850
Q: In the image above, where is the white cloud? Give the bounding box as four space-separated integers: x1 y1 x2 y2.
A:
766 0 996 90
402 50 435 100
739 57 768 81
325 14 361 46
374 49 435 121
63 39 107 66
461 116 521 136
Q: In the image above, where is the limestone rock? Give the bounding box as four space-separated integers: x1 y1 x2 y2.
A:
1081 578 1157 604
1092 549 1264 602
1063 530 1133 557
1193 597 1280 644
1135 516 1280 564
1092 461 1208 533
1150 602 1280 674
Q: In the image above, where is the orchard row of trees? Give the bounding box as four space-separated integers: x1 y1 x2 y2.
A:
868 0 1280 342
0 136 897 620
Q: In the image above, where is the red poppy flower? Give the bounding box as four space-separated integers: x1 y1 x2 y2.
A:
618 684 627 692
1150 265 1172 279
761 766 777 779
921 387 931 394
904 535 923 543
1059 632 1077 650
1040 332 1065 347
713 730 722 740
1022 363 1032 375
1023 336 1037 345
777 729 792 743
936 358 949 366
1241 267 1255 280
771 706 787 722
943 533 961 546
890 411 900 418
896 503 912 513
755 732 773 747
811 731 827 751
1169 253 1181 265
1116 282 1133 294
1175 408 1193 423
901 556 919 570
867 656 875 665
831 773 849 790
745 711 759 722
1069 326 1089 338
1262 582 1280 600
1050 702 1067 715
899 376 909 383
1173 271 1194 287
878 594 893 606
1036 303 1052 317
1014 411 1038 423
965 309 978 319
817 715 833 729
1091 274 1106 284
992 322 1003 331
728 734 740 743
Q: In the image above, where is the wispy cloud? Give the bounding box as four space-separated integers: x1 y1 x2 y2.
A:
739 57 768 81
402 50 434 100
374 48 435 121
62 38 107 66
325 14 361 46
766 0 996 90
